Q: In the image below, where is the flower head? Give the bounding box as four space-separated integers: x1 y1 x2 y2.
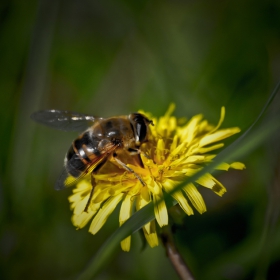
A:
68 105 245 251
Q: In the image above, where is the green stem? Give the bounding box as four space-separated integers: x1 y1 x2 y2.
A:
161 226 195 280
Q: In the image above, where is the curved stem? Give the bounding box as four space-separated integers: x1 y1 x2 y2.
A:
161 226 195 280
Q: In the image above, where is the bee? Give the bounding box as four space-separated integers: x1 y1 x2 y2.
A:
31 110 154 211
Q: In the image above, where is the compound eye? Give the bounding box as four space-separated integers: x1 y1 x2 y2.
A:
136 121 147 143
129 113 151 145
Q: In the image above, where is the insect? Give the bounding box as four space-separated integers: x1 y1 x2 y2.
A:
31 110 153 212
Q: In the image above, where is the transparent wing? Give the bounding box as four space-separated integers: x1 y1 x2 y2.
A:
31 110 103 132
54 143 118 190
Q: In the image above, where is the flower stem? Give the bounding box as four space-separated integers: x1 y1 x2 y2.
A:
161 226 195 280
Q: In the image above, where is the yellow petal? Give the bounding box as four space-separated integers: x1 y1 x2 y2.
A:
183 115 203 143
143 220 159 248
89 193 124 234
216 161 245 171
147 179 161 195
169 134 179 152
163 179 193 215
212 178 227 196
209 106 225 134
119 194 134 250
153 184 168 227
230 162 246 170
196 173 216 188
216 162 231 171
197 119 212 132
183 183 206 214
94 173 120 181
119 194 135 224
73 195 90 215
194 143 224 154
136 187 151 209
93 183 131 203
183 155 214 164
169 142 187 160
68 191 83 205
72 180 92 193
155 138 166 163
196 173 226 196
121 236 131 252
199 128 240 147
164 103 176 117
136 187 151 233
71 210 96 229
172 191 194 216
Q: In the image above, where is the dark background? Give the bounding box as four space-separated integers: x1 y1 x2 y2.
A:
1 0 280 279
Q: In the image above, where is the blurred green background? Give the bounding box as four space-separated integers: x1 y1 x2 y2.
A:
1 0 280 279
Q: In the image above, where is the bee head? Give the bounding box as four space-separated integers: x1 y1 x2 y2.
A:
129 113 154 146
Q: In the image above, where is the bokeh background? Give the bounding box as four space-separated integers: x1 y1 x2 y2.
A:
1 0 280 279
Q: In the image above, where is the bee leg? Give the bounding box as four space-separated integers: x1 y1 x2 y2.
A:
84 177 95 213
128 148 151 166
84 160 106 212
128 147 149 157
140 152 151 159
136 153 144 168
113 154 146 186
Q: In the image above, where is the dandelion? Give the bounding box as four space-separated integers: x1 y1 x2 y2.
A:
68 104 245 251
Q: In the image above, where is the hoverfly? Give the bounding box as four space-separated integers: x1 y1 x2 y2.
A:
31 110 154 211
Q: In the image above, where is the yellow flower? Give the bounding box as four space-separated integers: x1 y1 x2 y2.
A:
68 105 245 251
